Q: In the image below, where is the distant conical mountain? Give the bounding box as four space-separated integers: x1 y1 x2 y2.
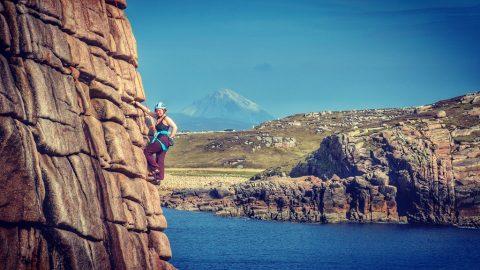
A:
181 89 273 123
172 89 274 131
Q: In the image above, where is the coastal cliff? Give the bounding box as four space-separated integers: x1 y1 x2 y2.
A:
163 93 480 228
0 0 173 269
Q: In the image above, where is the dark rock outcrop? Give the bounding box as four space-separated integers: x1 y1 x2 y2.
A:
0 0 174 269
162 93 480 228
163 176 400 224
291 94 480 227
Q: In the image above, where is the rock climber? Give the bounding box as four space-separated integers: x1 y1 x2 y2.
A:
143 101 178 184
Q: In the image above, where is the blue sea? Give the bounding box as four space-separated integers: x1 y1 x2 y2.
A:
163 208 480 270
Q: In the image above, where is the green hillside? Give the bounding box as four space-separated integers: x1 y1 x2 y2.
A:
166 107 414 170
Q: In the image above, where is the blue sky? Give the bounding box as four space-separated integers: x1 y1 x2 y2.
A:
127 0 480 117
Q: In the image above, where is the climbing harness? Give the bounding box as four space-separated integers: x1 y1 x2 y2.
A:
148 111 172 151
150 130 170 151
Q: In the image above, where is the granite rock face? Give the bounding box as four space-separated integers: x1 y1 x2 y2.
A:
163 93 480 227
0 0 174 269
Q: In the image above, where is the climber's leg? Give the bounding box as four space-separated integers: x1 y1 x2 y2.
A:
155 150 167 181
154 136 171 181
144 141 162 171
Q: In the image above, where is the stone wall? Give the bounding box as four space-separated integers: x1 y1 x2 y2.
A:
0 0 174 269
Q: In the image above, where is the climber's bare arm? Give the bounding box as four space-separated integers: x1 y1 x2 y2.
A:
134 101 156 131
149 122 156 132
135 101 151 115
165 116 178 138
147 113 156 132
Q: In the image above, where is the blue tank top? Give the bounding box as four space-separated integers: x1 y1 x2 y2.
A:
155 117 169 132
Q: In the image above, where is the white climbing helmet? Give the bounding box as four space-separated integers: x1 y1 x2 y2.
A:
154 101 167 111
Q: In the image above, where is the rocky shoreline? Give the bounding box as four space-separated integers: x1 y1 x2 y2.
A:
162 92 480 228
162 176 403 224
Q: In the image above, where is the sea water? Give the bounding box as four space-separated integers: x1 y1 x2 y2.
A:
163 208 480 270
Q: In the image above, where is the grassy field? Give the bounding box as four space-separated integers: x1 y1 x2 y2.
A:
164 108 414 171
159 168 261 195
165 128 327 170
166 167 262 178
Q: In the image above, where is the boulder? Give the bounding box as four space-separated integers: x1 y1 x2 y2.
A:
91 98 126 124
210 187 234 199
84 115 112 165
103 121 132 166
124 200 148 232
149 231 172 261
33 117 86 156
126 117 145 147
147 214 168 231
107 223 152 270
370 170 389 186
436 110 447 118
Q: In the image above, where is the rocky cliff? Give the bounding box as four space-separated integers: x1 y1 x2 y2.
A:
162 93 480 228
0 0 174 269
